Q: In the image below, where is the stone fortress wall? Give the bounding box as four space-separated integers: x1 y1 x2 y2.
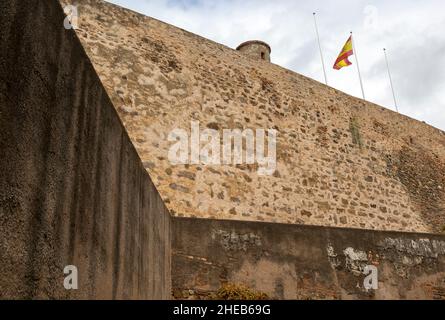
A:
1 0 445 300
60 0 445 233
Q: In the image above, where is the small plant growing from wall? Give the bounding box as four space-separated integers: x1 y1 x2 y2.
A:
349 116 363 149
213 283 269 300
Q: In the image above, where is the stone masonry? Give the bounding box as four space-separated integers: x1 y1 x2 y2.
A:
59 0 445 233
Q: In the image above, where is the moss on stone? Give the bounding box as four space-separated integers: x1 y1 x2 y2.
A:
349 117 363 149
212 283 269 300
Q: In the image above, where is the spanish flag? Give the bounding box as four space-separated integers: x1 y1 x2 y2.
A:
333 36 353 70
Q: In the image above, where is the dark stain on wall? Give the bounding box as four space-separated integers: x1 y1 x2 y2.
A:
386 145 445 232
0 0 170 299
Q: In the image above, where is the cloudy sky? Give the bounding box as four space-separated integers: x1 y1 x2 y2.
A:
107 0 445 131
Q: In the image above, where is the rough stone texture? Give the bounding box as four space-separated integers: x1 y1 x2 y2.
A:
0 0 170 299
172 218 445 300
236 40 271 62
58 0 445 233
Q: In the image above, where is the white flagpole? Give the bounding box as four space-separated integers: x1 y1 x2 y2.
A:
313 12 328 85
350 31 366 100
383 48 399 112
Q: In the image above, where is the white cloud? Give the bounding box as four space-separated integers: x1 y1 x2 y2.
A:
107 0 445 131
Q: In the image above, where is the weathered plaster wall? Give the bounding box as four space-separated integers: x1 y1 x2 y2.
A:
0 0 170 299
58 0 445 233
173 218 445 300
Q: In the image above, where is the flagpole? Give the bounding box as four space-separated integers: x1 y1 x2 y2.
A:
383 48 398 112
350 31 366 100
313 12 328 85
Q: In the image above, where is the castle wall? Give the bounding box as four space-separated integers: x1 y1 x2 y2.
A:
0 0 170 299
173 217 445 300
59 0 445 233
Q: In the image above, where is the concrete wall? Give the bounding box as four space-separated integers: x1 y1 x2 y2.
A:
173 218 445 300
0 0 170 299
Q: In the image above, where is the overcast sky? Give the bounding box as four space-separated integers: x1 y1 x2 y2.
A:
107 0 445 131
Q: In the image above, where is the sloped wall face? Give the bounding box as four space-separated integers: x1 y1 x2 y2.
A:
173 218 445 300
58 0 445 233
0 0 170 299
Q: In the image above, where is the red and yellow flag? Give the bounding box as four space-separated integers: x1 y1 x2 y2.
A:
333 36 353 70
